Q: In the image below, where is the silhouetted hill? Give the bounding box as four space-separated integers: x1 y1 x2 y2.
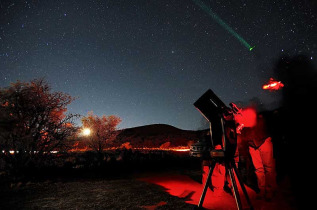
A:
115 124 204 148
120 124 199 136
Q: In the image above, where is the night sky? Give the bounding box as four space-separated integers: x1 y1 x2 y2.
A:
1 0 316 130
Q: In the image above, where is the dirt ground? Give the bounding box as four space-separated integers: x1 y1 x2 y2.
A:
0 169 298 210
0 177 195 210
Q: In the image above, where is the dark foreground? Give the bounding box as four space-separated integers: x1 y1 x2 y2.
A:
0 149 301 209
0 169 298 210
0 176 194 209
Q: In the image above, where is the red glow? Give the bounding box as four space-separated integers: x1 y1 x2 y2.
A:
235 108 257 127
139 171 257 209
68 146 190 153
124 147 190 152
262 78 284 91
141 201 167 210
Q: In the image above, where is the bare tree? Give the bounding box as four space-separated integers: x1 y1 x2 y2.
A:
81 111 121 153
0 79 79 157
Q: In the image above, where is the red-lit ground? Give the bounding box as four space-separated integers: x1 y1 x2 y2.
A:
139 167 297 210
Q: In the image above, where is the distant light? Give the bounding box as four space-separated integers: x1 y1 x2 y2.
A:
174 148 190 152
311 56 313 60
262 78 284 91
82 128 91 136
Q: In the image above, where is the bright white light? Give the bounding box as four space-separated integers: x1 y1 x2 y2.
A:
82 128 91 136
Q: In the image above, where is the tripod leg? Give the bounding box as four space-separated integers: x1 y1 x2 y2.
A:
198 160 216 208
232 162 253 210
226 162 243 210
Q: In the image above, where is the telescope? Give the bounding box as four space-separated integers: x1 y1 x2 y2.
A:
191 89 253 210
190 89 238 159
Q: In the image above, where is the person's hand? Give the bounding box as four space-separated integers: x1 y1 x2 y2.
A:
236 123 244 134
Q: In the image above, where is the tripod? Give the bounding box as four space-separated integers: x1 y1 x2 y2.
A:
197 150 253 210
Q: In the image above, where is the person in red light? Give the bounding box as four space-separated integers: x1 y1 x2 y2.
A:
201 152 238 195
201 131 239 195
237 108 276 201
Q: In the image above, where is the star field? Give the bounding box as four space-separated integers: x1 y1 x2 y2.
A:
0 0 316 129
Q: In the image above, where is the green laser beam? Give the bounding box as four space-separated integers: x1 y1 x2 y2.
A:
192 0 253 51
